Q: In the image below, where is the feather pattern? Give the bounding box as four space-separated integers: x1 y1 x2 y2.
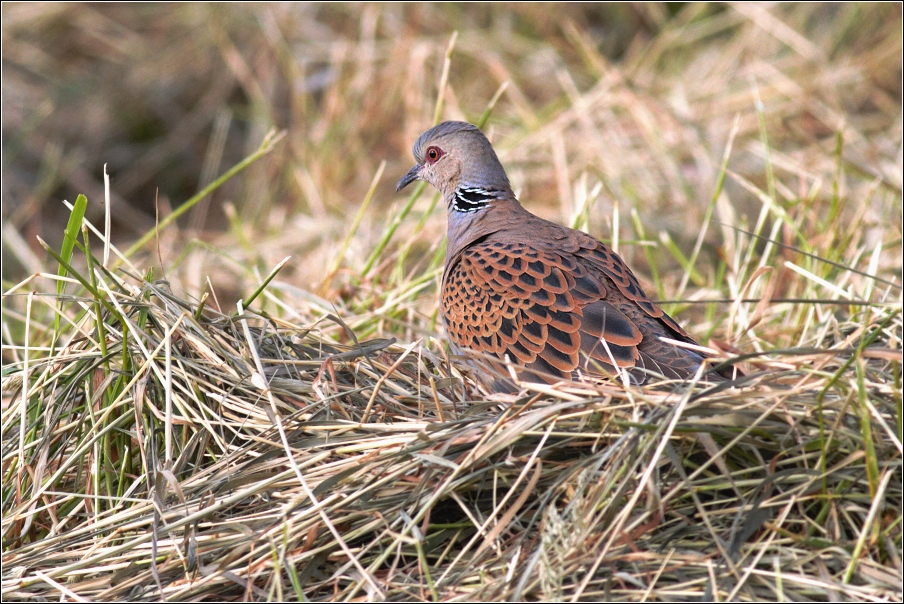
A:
452 187 498 213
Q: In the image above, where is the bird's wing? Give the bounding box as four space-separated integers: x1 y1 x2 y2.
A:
442 239 708 384
568 232 693 338
571 233 725 379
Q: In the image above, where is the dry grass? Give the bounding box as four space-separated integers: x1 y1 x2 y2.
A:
2 3 902 601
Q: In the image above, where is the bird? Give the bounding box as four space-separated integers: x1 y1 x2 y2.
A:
396 121 736 389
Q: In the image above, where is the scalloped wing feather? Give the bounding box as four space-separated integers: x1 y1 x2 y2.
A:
442 239 712 385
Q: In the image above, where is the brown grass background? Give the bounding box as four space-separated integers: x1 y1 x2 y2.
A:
5 4 900 318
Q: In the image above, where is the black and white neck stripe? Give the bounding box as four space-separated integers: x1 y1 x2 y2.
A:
452 187 500 213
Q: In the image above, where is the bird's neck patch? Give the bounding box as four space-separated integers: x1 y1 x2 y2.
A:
452 187 498 213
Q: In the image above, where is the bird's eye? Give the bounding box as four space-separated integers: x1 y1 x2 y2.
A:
425 146 444 164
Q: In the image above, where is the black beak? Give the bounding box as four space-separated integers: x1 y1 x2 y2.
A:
396 164 422 192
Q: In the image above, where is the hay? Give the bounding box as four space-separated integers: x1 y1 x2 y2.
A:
2 261 900 600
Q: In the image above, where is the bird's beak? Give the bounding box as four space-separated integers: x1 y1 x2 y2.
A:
396 164 422 192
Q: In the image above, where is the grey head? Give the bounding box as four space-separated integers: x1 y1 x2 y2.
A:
396 121 514 213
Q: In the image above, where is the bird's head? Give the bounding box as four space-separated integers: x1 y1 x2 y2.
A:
396 121 513 213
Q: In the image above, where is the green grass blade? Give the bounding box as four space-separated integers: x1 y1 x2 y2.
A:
56 194 88 290
51 193 88 352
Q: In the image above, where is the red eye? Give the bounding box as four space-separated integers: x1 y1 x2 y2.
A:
425 146 444 164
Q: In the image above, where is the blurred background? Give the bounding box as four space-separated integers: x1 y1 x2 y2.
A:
2 3 901 347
